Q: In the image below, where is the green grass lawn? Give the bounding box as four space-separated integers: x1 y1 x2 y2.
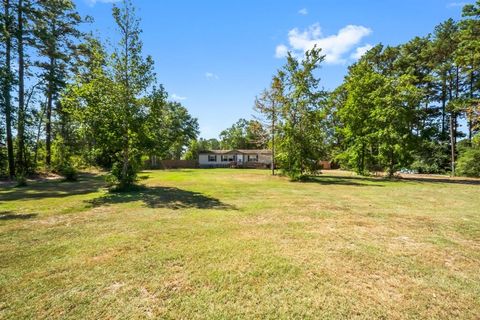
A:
1 169 479 319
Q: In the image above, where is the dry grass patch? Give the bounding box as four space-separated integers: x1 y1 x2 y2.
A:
1 169 479 319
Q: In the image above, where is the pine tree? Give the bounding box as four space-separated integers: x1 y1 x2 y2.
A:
0 0 15 177
33 0 82 168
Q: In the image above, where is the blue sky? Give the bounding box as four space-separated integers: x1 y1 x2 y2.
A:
75 0 467 139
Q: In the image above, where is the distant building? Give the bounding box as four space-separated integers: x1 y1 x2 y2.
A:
198 149 272 168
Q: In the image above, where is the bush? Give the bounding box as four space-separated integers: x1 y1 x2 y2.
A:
15 172 27 187
106 160 138 190
456 147 480 177
410 160 443 174
59 164 78 182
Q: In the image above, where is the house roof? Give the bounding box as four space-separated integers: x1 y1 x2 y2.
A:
200 149 272 155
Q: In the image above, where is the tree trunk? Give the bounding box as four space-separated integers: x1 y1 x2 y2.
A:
45 56 55 168
468 69 474 143
449 113 456 176
271 111 275 176
389 147 395 178
361 143 365 175
121 14 130 186
2 0 15 177
16 0 26 173
441 76 447 138
34 103 46 166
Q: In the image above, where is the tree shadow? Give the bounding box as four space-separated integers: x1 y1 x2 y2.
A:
313 173 480 186
0 173 105 202
87 186 237 211
304 175 385 187
398 176 480 186
0 211 38 220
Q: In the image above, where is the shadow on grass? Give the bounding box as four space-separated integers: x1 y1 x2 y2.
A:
398 176 480 186
306 173 480 186
88 185 237 210
0 211 38 220
0 173 105 202
304 175 385 187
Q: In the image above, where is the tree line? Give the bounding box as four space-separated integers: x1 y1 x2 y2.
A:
1 0 198 188
197 1 479 180
2 1 480 186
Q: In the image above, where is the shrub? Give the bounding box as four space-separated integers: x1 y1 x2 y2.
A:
15 172 27 187
106 161 138 190
59 164 78 182
456 147 480 177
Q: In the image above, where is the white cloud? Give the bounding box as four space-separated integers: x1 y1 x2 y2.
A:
298 8 308 15
275 23 372 64
85 0 120 7
446 2 467 8
171 93 187 101
350 44 373 60
275 44 289 58
205 72 219 80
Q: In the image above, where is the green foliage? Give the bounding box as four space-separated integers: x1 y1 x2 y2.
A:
141 87 199 160
106 160 139 190
274 47 328 179
184 138 221 160
411 140 450 174
184 139 199 160
219 118 268 150
59 163 78 182
2 0 480 183
456 146 480 177
14 171 27 187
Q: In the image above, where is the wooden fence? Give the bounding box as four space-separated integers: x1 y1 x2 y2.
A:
144 159 198 169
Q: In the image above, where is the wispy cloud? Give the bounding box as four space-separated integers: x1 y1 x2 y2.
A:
298 8 308 15
85 0 120 7
446 2 467 8
171 93 187 101
350 44 373 60
275 23 372 64
205 72 219 80
275 45 289 58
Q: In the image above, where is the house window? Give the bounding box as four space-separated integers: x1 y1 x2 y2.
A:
222 155 235 162
208 155 217 162
248 154 258 162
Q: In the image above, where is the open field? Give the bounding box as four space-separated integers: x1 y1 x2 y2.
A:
1 169 479 319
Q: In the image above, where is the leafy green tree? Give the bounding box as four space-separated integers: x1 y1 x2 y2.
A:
337 47 421 176
219 118 268 149
184 138 221 160
457 134 480 177
62 36 118 169
336 61 382 174
254 75 283 175
276 47 327 179
141 87 199 163
110 0 154 188
324 84 347 163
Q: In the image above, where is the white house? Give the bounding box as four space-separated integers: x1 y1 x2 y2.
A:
198 149 272 168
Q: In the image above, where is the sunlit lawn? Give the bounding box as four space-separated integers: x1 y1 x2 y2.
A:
1 169 479 319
